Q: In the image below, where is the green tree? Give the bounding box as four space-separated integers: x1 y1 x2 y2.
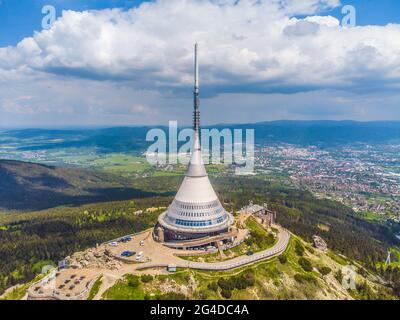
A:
279 255 287 264
318 266 332 276
125 274 140 287
141 275 153 283
220 289 232 299
298 257 313 272
295 241 305 257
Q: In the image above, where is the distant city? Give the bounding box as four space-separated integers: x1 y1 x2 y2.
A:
255 143 400 223
1 127 399 225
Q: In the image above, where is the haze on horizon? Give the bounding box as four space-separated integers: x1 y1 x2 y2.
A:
0 0 400 128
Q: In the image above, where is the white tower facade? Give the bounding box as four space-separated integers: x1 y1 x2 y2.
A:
157 44 234 241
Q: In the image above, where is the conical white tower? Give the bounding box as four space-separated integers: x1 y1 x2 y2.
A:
157 44 234 241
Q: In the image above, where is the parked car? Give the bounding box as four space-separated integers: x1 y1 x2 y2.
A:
121 251 135 257
135 251 144 261
109 242 118 247
135 255 142 262
246 250 254 256
140 240 145 246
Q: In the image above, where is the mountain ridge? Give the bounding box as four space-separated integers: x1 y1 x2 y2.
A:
2 120 400 154
0 160 159 211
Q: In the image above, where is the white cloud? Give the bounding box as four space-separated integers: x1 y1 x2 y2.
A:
284 20 321 37
2 0 398 92
304 15 340 27
1 0 400 125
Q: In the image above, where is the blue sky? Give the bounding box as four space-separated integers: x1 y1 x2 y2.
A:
324 0 400 25
0 0 148 46
0 0 399 127
0 0 399 47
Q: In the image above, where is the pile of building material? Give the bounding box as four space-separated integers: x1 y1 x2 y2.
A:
65 247 122 270
312 235 328 252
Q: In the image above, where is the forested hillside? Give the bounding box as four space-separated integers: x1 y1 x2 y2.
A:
0 160 160 210
0 198 169 295
134 175 399 265
1 168 399 296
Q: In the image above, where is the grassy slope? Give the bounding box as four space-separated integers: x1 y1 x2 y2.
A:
181 217 277 263
103 236 396 300
0 274 44 300
87 276 103 300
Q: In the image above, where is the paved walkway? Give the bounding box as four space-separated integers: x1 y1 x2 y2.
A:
136 226 290 271
26 223 290 300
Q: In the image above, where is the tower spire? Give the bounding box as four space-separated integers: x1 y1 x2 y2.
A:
186 43 206 177
193 43 200 133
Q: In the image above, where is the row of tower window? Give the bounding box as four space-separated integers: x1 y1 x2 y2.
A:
176 201 219 211
174 215 226 228
175 219 213 227
176 207 224 217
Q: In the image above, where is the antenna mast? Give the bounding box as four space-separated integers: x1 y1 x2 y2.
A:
193 43 200 133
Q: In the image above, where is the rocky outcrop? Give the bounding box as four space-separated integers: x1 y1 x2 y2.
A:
313 235 328 252
65 247 122 270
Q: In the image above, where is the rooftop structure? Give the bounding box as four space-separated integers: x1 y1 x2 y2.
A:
238 202 276 228
155 44 234 244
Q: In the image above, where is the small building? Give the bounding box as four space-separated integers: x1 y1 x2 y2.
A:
58 259 69 270
167 264 177 272
238 202 276 227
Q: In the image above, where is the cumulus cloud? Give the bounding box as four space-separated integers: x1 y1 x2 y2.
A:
1 0 400 126
1 0 399 94
284 20 321 37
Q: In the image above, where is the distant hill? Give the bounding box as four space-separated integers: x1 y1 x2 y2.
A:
0 160 159 211
2 121 400 152
230 120 400 146
1 127 151 152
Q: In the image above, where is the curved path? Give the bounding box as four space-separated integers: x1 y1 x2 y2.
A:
136 226 290 271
